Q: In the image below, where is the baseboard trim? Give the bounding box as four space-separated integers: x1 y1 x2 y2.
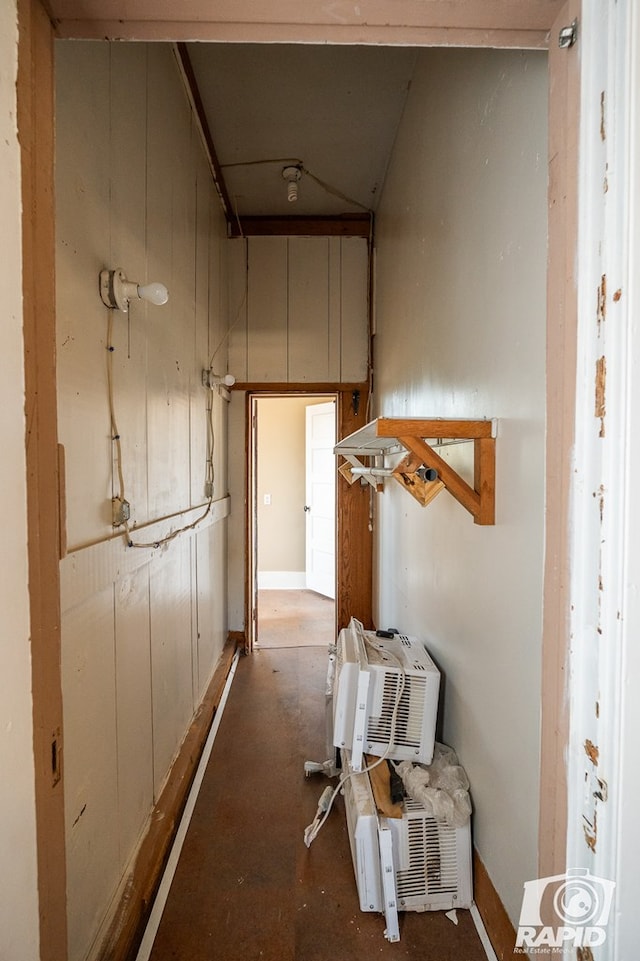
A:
95 636 238 961
258 571 307 590
473 849 526 960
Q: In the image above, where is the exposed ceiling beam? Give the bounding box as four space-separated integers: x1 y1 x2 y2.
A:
49 0 562 48
230 215 372 239
174 43 234 222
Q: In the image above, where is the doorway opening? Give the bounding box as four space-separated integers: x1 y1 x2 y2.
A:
250 394 337 650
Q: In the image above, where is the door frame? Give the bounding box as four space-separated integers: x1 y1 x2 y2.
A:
18 3 585 955
245 387 371 653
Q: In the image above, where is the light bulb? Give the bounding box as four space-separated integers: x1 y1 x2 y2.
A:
221 373 236 387
282 165 302 204
138 282 169 306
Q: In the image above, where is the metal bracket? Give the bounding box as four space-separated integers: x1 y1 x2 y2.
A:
558 18 578 49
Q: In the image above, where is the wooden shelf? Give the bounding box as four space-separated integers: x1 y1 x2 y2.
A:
335 417 496 525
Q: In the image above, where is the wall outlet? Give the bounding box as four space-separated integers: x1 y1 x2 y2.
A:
264 493 271 505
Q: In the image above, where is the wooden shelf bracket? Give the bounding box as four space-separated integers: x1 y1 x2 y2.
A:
334 417 496 525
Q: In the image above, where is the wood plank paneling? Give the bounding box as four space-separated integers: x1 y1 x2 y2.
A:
195 524 224 699
227 238 249 381
109 42 150 527
236 236 369 386
52 37 234 961
247 237 288 381
340 237 369 383
328 238 342 381
149 541 195 796
62 586 119 961
191 147 214 505
146 45 192 520
55 41 113 547
114 565 153 861
288 237 330 381
60 499 230 613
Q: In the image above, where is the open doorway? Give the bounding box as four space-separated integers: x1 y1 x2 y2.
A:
252 394 337 649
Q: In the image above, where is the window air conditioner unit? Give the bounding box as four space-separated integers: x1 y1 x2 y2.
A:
341 750 473 940
333 618 440 771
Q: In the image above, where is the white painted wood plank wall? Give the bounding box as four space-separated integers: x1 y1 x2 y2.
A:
55 42 231 961
229 235 369 383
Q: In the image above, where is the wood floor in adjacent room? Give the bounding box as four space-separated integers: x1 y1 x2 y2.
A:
256 589 335 648
143 641 489 961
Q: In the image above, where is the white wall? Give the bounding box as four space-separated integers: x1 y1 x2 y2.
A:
228 235 369 383
373 48 547 924
55 41 230 961
0 4 41 960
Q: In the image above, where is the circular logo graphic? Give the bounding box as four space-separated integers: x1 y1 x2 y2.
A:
553 879 602 925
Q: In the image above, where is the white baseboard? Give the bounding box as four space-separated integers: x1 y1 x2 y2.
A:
258 571 307 590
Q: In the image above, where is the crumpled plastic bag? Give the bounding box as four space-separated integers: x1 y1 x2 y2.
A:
395 743 472 827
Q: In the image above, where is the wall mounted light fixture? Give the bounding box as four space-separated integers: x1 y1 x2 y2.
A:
202 369 236 401
202 370 236 389
99 268 169 312
282 165 302 203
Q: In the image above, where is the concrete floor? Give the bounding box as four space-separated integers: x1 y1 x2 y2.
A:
145 645 489 961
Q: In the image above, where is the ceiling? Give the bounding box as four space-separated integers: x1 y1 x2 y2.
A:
185 43 419 220
50 4 561 225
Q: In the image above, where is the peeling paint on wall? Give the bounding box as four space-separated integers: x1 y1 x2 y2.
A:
594 777 608 802
584 739 599 765
592 484 605 522
597 274 607 328
600 90 606 141
583 811 597 852
595 356 606 437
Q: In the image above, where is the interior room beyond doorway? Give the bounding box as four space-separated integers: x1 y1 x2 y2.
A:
255 395 336 649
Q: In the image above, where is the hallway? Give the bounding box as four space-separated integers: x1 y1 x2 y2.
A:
141 646 489 961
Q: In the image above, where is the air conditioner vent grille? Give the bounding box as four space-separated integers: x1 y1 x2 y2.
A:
366 673 427 748
396 808 460 899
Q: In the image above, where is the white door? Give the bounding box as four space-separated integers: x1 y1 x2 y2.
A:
305 401 336 598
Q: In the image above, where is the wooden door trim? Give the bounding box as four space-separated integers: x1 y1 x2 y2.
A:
244 385 373 653
538 0 581 882
47 0 563 47
17 1 69 957
18 4 577 952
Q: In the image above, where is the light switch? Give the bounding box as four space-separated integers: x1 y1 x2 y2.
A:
264 493 271 505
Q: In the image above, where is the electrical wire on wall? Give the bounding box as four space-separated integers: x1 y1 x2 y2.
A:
207 238 248 373
105 312 213 550
219 157 373 215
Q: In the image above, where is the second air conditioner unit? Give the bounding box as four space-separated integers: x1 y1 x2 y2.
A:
341 749 473 941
